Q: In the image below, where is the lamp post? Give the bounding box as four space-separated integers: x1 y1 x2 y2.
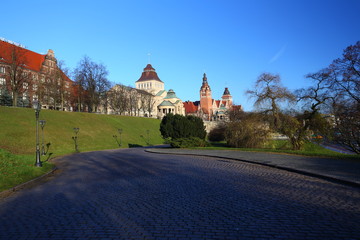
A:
33 100 42 167
146 129 150 145
39 120 46 156
118 128 123 147
72 127 80 152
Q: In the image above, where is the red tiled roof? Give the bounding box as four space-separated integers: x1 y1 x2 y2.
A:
0 40 46 72
0 40 73 83
183 101 198 114
136 64 163 83
231 105 243 111
214 100 220 108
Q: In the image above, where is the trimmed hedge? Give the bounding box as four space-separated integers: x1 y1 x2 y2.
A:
170 137 210 148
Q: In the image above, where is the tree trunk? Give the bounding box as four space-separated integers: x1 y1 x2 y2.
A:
12 92 18 107
61 93 64 111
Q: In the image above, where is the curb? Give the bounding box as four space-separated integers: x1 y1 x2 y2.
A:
0 166 58 200
145 149 360 188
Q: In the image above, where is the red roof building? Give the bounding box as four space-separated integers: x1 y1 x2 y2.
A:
183 101 199 114
183 73 242 121
0 39 74 110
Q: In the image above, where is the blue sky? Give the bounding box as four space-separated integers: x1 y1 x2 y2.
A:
2 0 360 111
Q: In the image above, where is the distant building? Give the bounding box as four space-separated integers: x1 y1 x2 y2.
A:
184 73 242 121
0 39 74 110
135 64 185 118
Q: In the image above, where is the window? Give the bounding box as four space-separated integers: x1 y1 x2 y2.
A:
23 82 29 90
0 78 5 85
0 66 5 74
33 84 38 91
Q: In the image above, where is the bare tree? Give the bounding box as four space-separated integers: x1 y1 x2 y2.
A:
73 56 110 112
56 61 71 111
327 41 360 104
298 41 360 153
108 84 131 115
144 90 155 117
139 91 147 116
326 41 360 153
246 73 295 129
43 75 58 109
299 69 333 113
127 87 138 116
333 104 360 154
245 73 328 150
225 112 271 148
0 44 31 106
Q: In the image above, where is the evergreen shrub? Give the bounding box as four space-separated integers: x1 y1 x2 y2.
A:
160 114 206 140
170 137 209 148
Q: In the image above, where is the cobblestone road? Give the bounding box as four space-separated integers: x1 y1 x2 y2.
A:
0 148 359 239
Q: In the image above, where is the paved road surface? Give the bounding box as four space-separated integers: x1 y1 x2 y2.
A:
0 148 359 239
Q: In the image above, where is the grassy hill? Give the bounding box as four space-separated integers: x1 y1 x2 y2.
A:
0 106 164 155
0 106 164 191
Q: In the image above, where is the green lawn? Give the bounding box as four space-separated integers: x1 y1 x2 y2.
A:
0 149 53 191
0 106 164 191
198 140 360 160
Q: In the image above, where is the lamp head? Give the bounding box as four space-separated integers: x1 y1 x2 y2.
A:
39 120 46 128
73 128 80 134
32 99 41 111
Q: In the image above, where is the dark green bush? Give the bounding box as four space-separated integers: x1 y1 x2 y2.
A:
208 124 226 142
170 137 209 148
160 114 206 139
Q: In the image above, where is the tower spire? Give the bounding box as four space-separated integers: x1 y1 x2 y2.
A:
202 73 209 87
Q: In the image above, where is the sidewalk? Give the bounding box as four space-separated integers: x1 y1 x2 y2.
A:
146 148 360 187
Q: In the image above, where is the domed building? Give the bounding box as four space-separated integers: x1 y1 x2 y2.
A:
135 64 185 118
157 89 184 118
135 64 164 94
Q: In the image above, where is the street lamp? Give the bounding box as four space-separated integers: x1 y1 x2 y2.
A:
72 127 80 152
118 128 123 147
32 100 42 167
146 129 150 145
39 120 46 156
113 128 123 147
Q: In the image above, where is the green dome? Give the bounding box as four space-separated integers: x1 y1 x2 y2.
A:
158 100 174 107
164 89 178 99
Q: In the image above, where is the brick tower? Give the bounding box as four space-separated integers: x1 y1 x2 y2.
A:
200 73 213 120
221 87 233 107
